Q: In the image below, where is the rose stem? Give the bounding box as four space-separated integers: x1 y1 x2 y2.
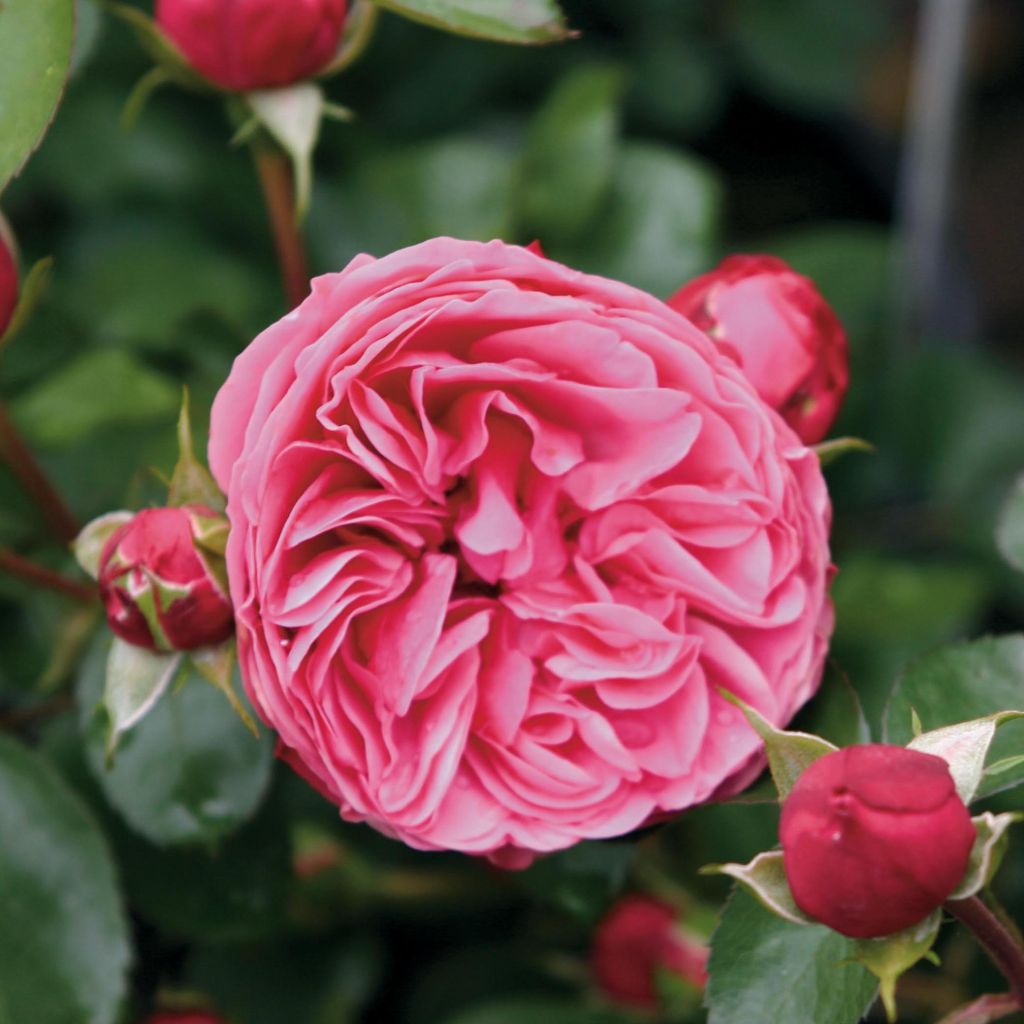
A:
0 405 79 544
0 548 96 603
945 896 1024 1008
252 144 309 310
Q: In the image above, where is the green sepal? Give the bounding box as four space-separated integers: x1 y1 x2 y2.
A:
121 66 175 131
103 637 182 762
720 688 837 799
701 850 813 927
812 436 875 467
907 710 1024 804
99 2 214 93
365 0 574 45
319 0 381 76
849 911 942 1022
168 388 225 511
0 256 53 351
950 812 1022 901
73 510 134 580
190 639 259 738
245 84 325 221
132 571 187 651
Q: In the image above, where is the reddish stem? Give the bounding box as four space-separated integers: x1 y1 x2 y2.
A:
252 145 309 309
946 897 1024 1010
0 547 96 602
0 404 78 544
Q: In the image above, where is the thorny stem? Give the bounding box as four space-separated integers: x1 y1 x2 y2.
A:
252 144 310 310
0 404 79 544
0 547 96 603
945 896 1024 1010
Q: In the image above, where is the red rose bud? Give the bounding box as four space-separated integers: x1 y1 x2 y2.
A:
155 0 348 92
780 744 976 939
99 505 233 652
0 214 19 339
668 255 849 444
592 896 709 1009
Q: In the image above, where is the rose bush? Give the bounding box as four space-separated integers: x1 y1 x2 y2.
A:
99 505 233 651
155 0 348 92
210 237 834 863
668 255 848 444
780 744 976 938
591 895 708 1008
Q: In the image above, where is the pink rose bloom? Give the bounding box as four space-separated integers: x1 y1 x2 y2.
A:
210 238 833 864
668 255 849 445
155 0 348 92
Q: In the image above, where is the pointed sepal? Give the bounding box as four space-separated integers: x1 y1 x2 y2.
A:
720 689 837 799
0 256 54 351
908 711 1024 804
701 851 813 927
73 511 134 580
950 812 1022 901
319 0 380 76
190 640 259 738
812 436 875 467
850 911 942 1022
246 84 325 221
167 388 225 511
104 638 182 762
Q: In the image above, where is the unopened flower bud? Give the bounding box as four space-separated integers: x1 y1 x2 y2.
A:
591 896 709 1009
780 744 976 939
99 505 233 652
154 0 348 92
668 255 849 444
0 214 19 339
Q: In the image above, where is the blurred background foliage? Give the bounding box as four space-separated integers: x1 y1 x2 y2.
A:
2 0 1024 1021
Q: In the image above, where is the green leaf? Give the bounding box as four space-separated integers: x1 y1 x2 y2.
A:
791 670 872 748
707 889 878 1024
11 348 179 448
567 142 721 298
884 637 1024 799
721 689 837 799
950 812 1021 901
103 637 182 760
0 735 130 1024
0 0 75 190
78 634 274 846
702 851 813 927
113 784 290 942
247 85 325 220
908 711 1024 805
367 0 572 44
515 64 625 242
851 912 941 1023
996 474 1024 572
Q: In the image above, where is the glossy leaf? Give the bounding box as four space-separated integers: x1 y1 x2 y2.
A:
367 0 572 44
0 735 130 1024
707 889 877 1024
78 635 274 846
884 637 1024 799
0 0 75 189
